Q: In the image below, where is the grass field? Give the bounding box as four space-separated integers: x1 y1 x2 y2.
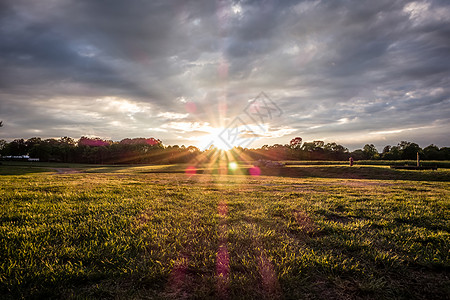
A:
0 162 449 299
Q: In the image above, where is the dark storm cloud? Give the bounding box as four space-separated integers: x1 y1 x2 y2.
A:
0 0 449 149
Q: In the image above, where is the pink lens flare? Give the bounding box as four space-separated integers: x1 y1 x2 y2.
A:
218 102 227 113
216 244 230 278
258 253 281 297
185 102 197 113
218 60 229 79
249 166 261 176
217 202 228 217
165 256 189 296
185 166 196 175
248 101 261 114
216 199 229 298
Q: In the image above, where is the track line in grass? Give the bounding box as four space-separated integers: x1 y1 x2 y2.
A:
257 252 281 299
164 255 190 299
216 199 229 299
248 225 282 299
162 216 201 299
216 243 230 298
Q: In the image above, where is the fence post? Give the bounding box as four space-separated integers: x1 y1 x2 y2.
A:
417 152 420 167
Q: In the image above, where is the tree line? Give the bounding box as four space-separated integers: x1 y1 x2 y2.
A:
249 138 450 161
0 136 449 164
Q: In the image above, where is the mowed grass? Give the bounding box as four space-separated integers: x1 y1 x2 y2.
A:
0 164 449 299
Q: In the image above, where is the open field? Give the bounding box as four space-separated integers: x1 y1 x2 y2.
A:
0 163 449 299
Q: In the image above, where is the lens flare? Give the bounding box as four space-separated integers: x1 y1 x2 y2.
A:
185 165 196 175
185 101 197 113
249 166 261 176
228 162 238 170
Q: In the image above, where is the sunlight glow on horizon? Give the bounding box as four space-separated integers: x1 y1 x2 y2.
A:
197 127 234 151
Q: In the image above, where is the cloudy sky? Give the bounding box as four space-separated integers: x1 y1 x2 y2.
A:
0 0 449 150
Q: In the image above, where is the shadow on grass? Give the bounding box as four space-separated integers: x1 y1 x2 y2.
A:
0 165 51 175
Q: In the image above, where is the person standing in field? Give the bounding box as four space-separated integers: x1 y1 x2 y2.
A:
349 156 354 166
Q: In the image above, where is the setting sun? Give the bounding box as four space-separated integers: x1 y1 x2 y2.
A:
197 127 234 151
228 162 238 170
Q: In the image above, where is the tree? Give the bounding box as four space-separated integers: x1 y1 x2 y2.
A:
78 136 110 147
289 137 302 149
423 144 440 160
400 142 421 160
301 141 324 152
8 139 27 155
187 146 199 153
26 137 42 151
389 146 401 160
313 140 324 148
58 137 76 162
0 139 6 154
324 142 349 160
30 142 52 161
440 147 450 160
398 141 411 151
59 136 75 146
301 141 326 160
350 149 365 160
363 144 378 160
324 142 347 153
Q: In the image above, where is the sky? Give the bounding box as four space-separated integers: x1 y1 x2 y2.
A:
0 0 449 151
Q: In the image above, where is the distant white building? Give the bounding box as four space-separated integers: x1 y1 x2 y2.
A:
1 155 39 161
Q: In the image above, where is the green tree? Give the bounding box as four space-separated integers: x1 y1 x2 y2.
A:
26 137 42 153
301 141 325 160
324 142 349 160
350 149 365 160
301 141 324 152
0 139 6 154
440 147 450 160
58 137 76 162
288 137 303 160
363 144 378 160
389 146 401 160
423 144 440 160
399 142 421 160
9 139 27 155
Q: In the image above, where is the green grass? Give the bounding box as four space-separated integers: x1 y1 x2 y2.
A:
0 163 449 299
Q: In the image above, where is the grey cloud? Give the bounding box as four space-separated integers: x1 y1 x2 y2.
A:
0 0 449 149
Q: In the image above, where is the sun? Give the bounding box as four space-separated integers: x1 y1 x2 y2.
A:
197 128 233 151
228 161 238 170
